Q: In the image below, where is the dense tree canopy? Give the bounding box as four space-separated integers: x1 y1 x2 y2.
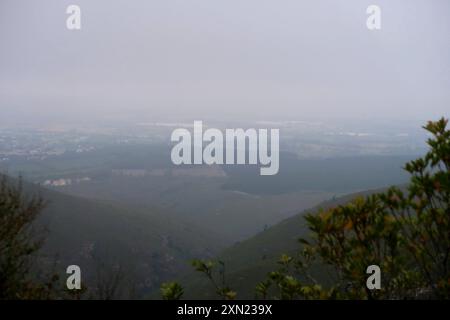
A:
0 176 55 299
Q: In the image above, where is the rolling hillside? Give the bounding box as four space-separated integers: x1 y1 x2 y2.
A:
6 175 227 297
181 188 391 299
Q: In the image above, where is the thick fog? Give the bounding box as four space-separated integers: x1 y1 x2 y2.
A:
0 0 449 125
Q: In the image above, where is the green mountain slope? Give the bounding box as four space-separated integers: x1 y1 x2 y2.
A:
182 188 390 299
7 176 227 296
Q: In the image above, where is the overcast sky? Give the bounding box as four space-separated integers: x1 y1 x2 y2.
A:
0 0 449 125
